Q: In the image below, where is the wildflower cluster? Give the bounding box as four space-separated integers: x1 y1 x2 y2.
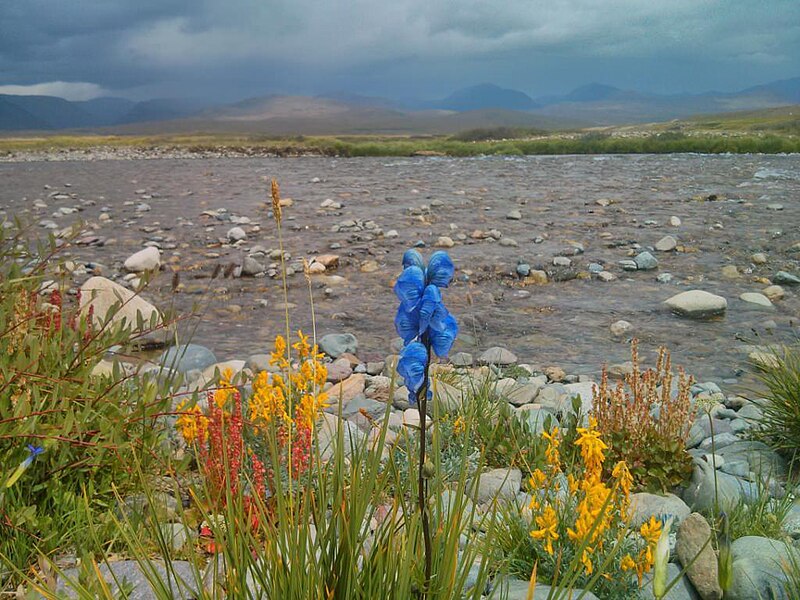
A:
526 419 662 593
593 340 695 492
175 331 330 501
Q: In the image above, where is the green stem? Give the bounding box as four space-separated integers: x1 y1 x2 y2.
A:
417 333 433 597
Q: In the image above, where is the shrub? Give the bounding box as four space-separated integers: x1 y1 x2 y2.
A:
494 419 659 599
755 344 800 463
0 227 172 579
592 340 695 493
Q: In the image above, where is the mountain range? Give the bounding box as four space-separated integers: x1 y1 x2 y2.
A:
1 77 799 133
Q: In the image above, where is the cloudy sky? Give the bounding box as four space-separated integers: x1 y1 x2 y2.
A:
1 0 798 102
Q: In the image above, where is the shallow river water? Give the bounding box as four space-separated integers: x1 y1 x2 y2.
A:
1 154 799 386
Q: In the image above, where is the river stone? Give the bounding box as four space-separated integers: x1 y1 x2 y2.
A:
123 246 161 272
610 319 633 337
726 536 800 600
471 468 522 504
634 251 659 270
327 373 366 406
656 235 678 251
721 265 740 279
432 378 463 412
55 560 197 599
676 513 722 600
451 352 473 367
670 216 682 226
640 563 700 600
478 346 518 365
326 357 353 382
159 344 217 373
317 413 365 461
514 406 557 435
79 276 163 333
502 380 543 406
751 252 768 264
683 460 743 512
563 381 597 416
500 579 600 600
227 226 246 242
536 384 569 414
664 290 727 318
435 236 455 248
241 256 266 276
506 209 522 220
630 492 691 527
773 270 800 285
319 333 358 358
715 440 788 479
739 292 773 309
762 285 785 301
783 502 800 537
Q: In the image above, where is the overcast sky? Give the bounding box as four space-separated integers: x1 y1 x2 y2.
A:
1 0 798 102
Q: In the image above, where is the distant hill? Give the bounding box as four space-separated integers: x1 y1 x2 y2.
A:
1 76 799 133
430 84 539 111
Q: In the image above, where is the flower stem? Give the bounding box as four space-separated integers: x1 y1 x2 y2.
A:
417 334 433 597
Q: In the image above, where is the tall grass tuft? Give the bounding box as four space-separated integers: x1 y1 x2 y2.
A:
755 344 800 464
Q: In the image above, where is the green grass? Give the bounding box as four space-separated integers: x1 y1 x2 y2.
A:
1 129 799 156
756 344 800 465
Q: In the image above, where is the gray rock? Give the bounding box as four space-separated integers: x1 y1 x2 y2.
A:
657 273 674 283
698 432 740 451
56 560 197 599
683 460 744 512
536 384 569 414
726 536 800 600
716 440 788 479
79 276 163 334
773 271 800 285
478 346 518 366
664 290 727 319
553 256 572 267
783 502 800 538
227 226 246 242
630 492 691 527
471 468 522 504
451 352 473 367
515 263 531 277
620 259 639 271
610 319 633 337
245 354 274 373
123 247 161 272
514 406 557 435
739 292 774 309
656 235 678 252
500 579 600 600
317 413 366 461
159 344 217 373
635 251 659 270
506 209 522 220
241 256 266 276
319 333 358 358
676 513 722 600
640 563 700 600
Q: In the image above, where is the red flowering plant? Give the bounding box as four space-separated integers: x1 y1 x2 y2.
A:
175 331 329 551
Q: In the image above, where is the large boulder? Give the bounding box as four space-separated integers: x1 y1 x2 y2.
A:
158 344 217 374
470 468 522 504
79 276 162 333
725 536 800 600
664 290 727 319
56 560 196 599
630 492 691 527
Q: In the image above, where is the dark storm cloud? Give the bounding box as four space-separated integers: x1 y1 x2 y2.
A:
1 0 798 100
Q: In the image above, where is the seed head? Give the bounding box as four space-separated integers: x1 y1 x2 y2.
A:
271 178 282 223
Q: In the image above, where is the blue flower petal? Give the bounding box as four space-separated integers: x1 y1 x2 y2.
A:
430 313 458 357
426 251 454 288
417 285 442 334
428 302 450 332
394 266 425 309
394 305 420 344
397 341 428 394
402 249 425 270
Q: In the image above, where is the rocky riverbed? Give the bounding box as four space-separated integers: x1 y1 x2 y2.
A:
1 152 799 385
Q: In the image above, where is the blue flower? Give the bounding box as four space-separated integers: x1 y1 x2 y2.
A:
393 251 457 358
397 342 428 405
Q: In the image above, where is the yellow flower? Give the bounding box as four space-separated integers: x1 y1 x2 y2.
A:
640 515 662 546
270 335 290 369
575 418 607 481
612 460 633 519
541 426 561 470
175 400 208 445
249 371 289 429
530 505 560 555
212 367 235 408
567 473 579 494
530 468 548 488
452 415 466 434
292 330 311 359
620 554 636 572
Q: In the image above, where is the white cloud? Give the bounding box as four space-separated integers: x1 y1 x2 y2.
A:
0 81 107 100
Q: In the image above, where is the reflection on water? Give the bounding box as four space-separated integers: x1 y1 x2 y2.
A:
1 153 798 385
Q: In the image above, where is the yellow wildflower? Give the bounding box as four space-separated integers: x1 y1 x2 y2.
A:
530 468 548 488
575 418 607 481
453 415 466 434
249 371 289 429
212 367 235 408
620 554 636 572
292 330 311 359
640 515 662 546
270 335 290 369
530 505 559 555
612 460 633 519
541 426 561 470
175 400 208 445
567 473 579 494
